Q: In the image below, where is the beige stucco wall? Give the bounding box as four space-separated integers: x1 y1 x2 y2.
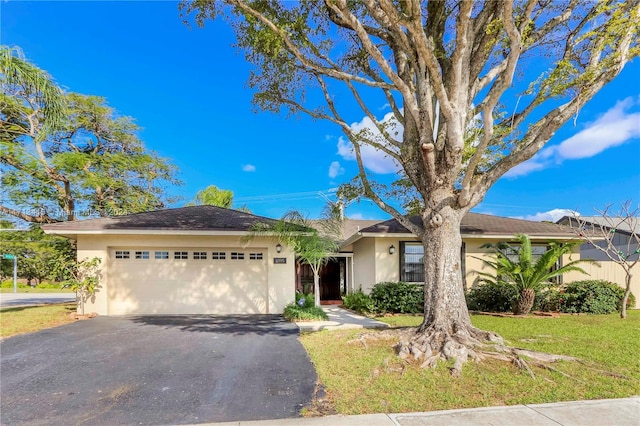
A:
352 238 376 293
76 234 295 315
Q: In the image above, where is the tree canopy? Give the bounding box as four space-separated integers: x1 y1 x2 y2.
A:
1 46 181 224
182 0 639 373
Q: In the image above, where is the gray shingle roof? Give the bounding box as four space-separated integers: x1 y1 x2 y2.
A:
356 212 574 237
41 206 284 232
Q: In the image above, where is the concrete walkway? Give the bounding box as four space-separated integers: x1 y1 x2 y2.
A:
208 396 640 425
296 306 389 332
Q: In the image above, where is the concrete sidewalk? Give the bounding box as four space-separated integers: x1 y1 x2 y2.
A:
296 306 389 331
209 397 640 425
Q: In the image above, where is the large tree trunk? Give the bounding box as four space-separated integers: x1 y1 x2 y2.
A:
396 207 502 375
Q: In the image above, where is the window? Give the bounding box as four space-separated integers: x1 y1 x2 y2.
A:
249 253 263 260
174 251 188 260
135 251 150 260
500 244 560 283
193 251 207 260
154 251 169 260
211 252 226 260
400 242 424 282
115 250 130 259
501 245 547 263
231 252 244 260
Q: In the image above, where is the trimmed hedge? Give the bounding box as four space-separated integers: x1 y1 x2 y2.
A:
466 282 517 312
370 281 423 314
550 280 636 314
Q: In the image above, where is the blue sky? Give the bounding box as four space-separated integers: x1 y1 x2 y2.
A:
2 1 639 222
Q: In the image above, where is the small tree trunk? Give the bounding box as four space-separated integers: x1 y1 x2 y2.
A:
621 273 631 319
514 288 536 315
313 272 321 307
396 207 502 375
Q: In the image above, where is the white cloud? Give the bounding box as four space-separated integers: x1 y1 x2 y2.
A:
516 208 579 222
506 97 640 178
348 212 367 220
328 161 345 178
242 164 256 172
336 112 402 174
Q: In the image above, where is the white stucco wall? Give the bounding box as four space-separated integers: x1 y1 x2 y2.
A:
76 234 295 315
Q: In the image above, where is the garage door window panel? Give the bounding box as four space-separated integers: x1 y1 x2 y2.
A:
212 252 226 260
135 251 150 260
193 252 207 260
174 251 188 260
115 250 130 259
250 253 263 260
231 252 245 260
155 251 169 260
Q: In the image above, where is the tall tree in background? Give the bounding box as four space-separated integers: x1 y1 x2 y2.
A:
1 46 181 224
186 185 234 208
183 1 639 373
0 223 75 284
186 185 253 212
566 202 640 319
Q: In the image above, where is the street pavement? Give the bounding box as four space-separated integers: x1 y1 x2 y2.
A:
0 292 76 308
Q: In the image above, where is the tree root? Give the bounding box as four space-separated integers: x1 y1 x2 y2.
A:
354 325 587 378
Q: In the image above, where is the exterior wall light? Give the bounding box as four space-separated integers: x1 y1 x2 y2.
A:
389 245 395 255
276 243 282 253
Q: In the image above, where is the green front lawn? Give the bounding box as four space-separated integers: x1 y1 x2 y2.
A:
0 303 77 338
300 311 640 415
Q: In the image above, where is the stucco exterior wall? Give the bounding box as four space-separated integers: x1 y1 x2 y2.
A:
76 234 295 315
352 238 376 293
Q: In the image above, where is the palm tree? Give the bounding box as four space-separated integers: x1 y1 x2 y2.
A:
474 234 594 315
1 46 66 137
245 203 342 306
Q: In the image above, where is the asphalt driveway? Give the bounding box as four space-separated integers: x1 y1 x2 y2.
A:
0 315 317 425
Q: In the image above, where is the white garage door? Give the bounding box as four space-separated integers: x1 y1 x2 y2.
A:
107 248 267 315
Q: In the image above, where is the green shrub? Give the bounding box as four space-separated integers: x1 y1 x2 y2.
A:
35 281 63 289
342 289 376 314
295 293 315 309
466 282 517 312
282 302 328 321
558 280 635 314
1 280 29 289
370 281 423 314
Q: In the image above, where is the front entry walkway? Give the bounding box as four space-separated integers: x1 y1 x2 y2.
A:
296 306 389 332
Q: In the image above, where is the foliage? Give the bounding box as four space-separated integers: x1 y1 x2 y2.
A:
0 223 75 283
184 1 638 369
1 46 181 223
60 257 101 315
564 202 640 319
282 294 328 321
370 282 423 314
552 280 637 314
341 289 376 315
186 185 234 208
473 234 593 314
466 282 517 313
